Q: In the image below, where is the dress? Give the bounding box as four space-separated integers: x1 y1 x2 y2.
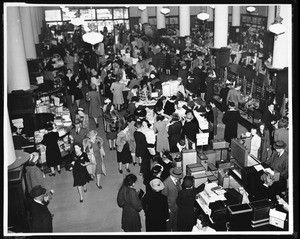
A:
104 111 120 140
92 137 106 175
176 184 205 231
128 121 136 154
142 190 169 231
133 130 147 158
71 152 91 186
87 91 102 118
116 131 133 164
168 121 183 152
110 81 125 105
222 109 241 143
41 131 62 168
153 120 170 153
117 185 143 232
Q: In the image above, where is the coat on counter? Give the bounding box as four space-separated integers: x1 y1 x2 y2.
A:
117 185 143 232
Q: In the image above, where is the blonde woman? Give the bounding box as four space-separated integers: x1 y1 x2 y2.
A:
82 138 97 180
86 130 106 189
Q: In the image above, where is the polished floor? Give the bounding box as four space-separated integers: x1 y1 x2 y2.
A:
45 98 247 233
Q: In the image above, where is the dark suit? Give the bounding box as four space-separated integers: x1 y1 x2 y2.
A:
164 100 175 116
168 121 183 152
176 184 205 231
29 199 53 232
70 127 88 145
222 109 241 143
162 176 182 231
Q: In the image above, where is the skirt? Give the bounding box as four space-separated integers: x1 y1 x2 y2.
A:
117 143 133 164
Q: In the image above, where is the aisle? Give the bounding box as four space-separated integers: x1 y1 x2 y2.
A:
45 100 246 233
46 111 146 233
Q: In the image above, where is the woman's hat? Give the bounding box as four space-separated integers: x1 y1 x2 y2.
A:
30 185 46 198
152 164 164 174
169 167 183 178
171 113 180 121
29 152 40 163
273 140 287 149
149 178 164 192
278 118 288 128
104 98 111 104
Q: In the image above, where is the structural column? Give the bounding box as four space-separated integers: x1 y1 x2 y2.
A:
7 6 31 93
19 6 37 59
179 5 190 37
30 7 39 44
34 7 41 35
232 6 241 26
5 106 16 167
140 7 148 24
156 6 166 29
267 5 276 28
272 5 291 69
214 5 229 48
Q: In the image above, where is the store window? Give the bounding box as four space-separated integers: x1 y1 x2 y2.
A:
80 8 96 20
96 9 113 20
113 8 124 19
45 10 62 22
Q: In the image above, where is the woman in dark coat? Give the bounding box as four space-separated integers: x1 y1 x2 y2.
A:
133 120 148 170
205 68 215 103
70 143 91 203
117 174 143 232
142 178 169 231
40 123 62 176
176 176 205 231
222 102 241 144
168 113 183 152
257 122 271 163
86 83 102 127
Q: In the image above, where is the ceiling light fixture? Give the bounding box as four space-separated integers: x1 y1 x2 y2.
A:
269 6 285 38
197 12 209 21
160 7 170 15
138 6 146 11
209 5 215 9
82 7 104 45
246 6 256 13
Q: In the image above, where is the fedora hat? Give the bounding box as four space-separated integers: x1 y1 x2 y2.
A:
30 185 46 198
149 178 164 192
273 140 287 149
169 167 183 179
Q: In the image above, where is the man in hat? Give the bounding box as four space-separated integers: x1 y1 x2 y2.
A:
29 185 53 232
161 167 183 231
75 107 89 130
69 119 88 147
264 140 288 183
274 118 289 152
222 101 241 144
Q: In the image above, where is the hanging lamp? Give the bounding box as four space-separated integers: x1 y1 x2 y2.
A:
197 12 209 21
269 6 286 37
82 7 103 45
246 6 256 13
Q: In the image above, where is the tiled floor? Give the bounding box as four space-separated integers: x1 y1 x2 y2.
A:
46 96 247 233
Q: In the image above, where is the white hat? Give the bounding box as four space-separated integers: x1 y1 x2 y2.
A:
104 98 111 104
29 152 40 163
149 178 164 192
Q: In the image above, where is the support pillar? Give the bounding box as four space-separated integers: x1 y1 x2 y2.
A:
5 106 17 167
19 6 37 59
267 5 276 28
140 7 148 24
7 6 31 93
232 6 241 26
30 7 39 44
179 6 190 37
272 5 291 69
34 7 41 35
214 5 229 48
156 6 166 29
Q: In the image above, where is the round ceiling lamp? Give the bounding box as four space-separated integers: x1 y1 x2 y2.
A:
160 7 170 15
269 16 286 35
246 6 256 13
82 32 104 45
138 6 146 11
197 12 209 21
209 5 215 9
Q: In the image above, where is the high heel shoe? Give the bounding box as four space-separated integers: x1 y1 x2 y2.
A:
80 199 83 203
96 123 99 128
57 170 61 174
119 169 123 174
133 162 137 166
97 184 102 189
138 162 141 166
110 147 112 151
84 188 87 193
126 168 130 173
